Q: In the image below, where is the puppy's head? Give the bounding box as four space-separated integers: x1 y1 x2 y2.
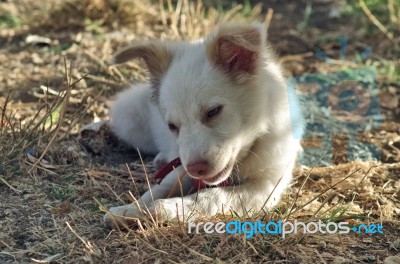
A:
113 23 271 185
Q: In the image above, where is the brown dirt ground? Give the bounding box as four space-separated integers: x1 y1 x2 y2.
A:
0 0 399 263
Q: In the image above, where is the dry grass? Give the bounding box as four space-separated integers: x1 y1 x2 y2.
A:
0 0 399 263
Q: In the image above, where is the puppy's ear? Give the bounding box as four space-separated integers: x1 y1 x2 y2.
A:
207 24 265 83
112 42 174 102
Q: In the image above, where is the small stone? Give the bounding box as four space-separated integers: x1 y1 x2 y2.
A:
364 254 375 262
31 53 43 64
25 34 52 47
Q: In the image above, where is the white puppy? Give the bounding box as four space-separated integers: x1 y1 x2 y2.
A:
103 23 304 226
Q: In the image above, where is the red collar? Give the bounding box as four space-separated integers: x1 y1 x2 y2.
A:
154 157 230 190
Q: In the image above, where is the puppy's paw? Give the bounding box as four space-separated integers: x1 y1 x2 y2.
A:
150 198 190 222
104 204 146 228
104 198 191 228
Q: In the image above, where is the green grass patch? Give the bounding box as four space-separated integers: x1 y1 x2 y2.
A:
50 185 76 200
0 11 21 28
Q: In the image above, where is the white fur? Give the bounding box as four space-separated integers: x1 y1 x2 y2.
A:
103 23 304 226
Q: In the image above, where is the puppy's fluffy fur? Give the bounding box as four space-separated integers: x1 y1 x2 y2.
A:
103 23 304 226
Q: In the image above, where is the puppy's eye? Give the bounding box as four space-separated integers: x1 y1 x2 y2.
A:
168 122 179 133
207 105 223 119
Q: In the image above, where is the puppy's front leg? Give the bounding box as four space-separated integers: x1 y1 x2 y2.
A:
104 167 191 227
153 175 290 222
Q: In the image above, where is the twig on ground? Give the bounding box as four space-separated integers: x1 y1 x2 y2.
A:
359 0 393 41
0 176 22 194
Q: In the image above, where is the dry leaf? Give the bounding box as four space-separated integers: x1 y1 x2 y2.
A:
51 200 71 215
87 170 112 177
